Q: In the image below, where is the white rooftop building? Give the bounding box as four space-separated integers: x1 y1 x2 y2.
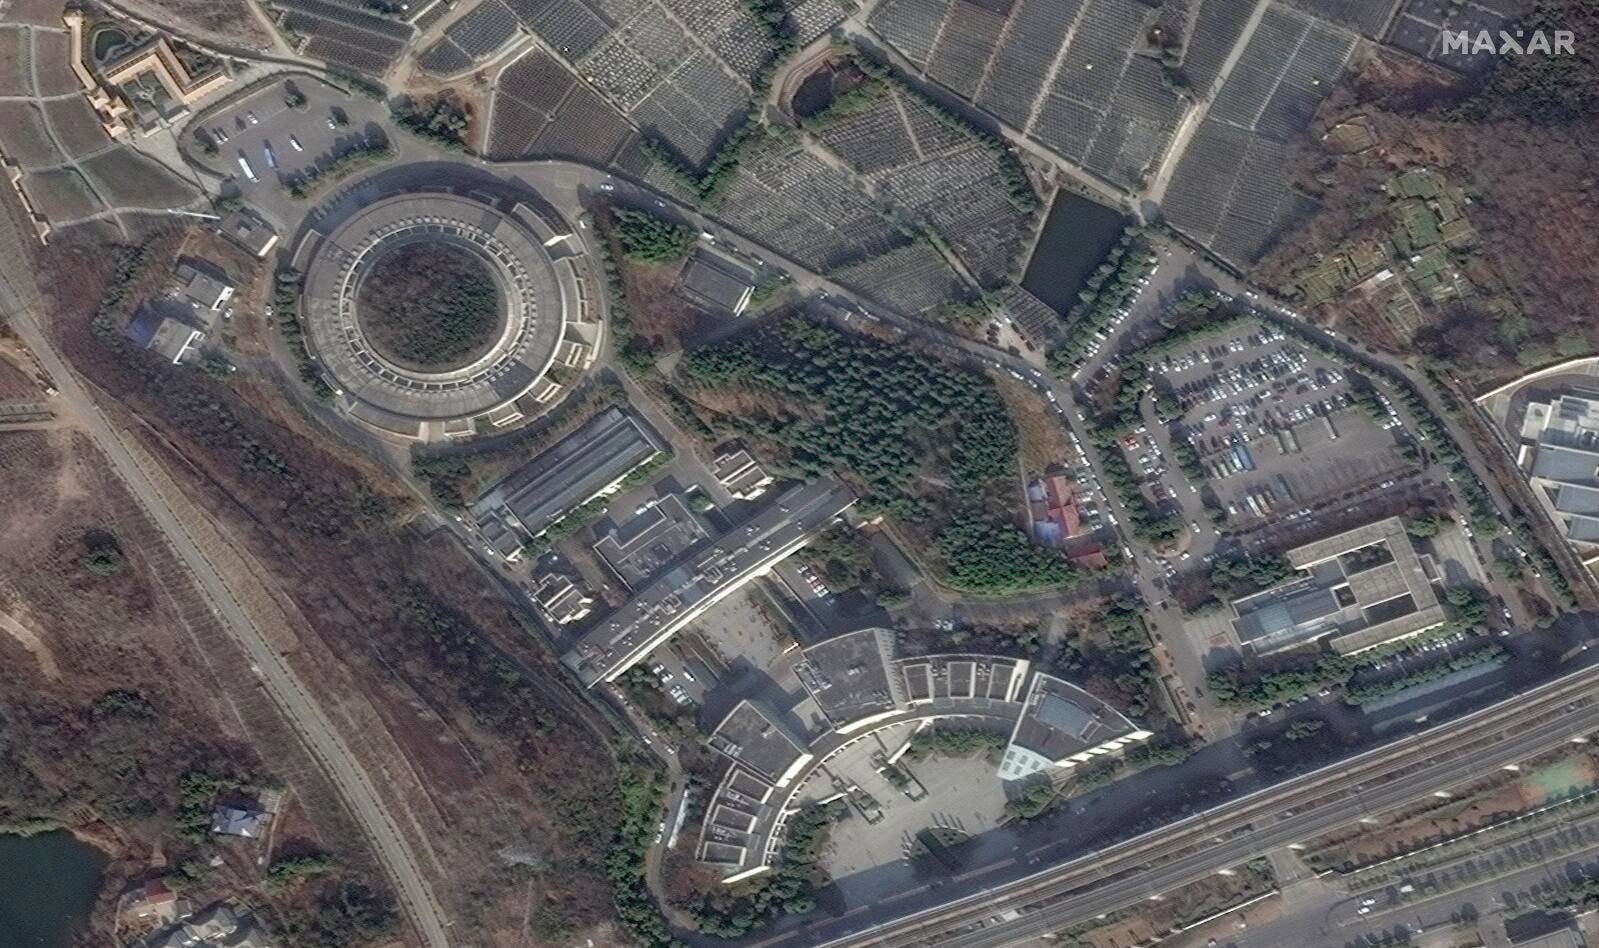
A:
1521 394 1599 547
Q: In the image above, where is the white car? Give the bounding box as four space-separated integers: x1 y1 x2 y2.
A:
288 135 303 152
246 111 259 125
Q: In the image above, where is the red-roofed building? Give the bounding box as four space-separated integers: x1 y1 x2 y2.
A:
1029 474 1086 546
1068 546 1109 570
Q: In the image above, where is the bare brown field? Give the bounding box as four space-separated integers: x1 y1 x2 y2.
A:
42 95 109 158
0 28 27 95
30 28 77 96
0 0 65 26
0 100 65 167
21 167 101 220
994 374 1071 473
81 148 195 207
0 355 40 398
29 215 634 945
112 0 270 49
0 428 388 944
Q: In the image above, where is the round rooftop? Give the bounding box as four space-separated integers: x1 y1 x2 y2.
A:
299 190 572 430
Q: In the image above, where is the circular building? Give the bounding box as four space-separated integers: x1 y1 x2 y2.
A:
294 188 597 441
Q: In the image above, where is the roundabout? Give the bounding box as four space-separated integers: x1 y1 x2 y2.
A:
293 185 598 441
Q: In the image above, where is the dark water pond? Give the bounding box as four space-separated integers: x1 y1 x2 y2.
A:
1021 191 1130 315
0 831 107 948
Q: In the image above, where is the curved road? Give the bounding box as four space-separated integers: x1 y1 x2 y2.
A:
0 253 453 946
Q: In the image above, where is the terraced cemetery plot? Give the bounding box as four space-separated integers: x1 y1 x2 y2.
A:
974 0 1084 127
583 36 659 109
505 0 609 59
498 45 576 111
30 30 78 97
0 29 24 96
0 102 64 168
1161 5 1354 265
1290 0 1403 38
274 0 412 74
416 37 473 76
924 0 1006 99
486 48 574 157
784 0 850 45
486 93 549 159
811 95 916 174
868 0 952 68
42 97 111 159
20 168 102 221
1181 0 1257 96
1026 0 1187 187
834 240 970 315
713 141 903 272
445 0 521 61
704 2 777 82
527 82 633 163
1208 5 1354 141
874 0 1183 189
80 149 197 208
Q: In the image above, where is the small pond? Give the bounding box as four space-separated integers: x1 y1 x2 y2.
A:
1021 191 1131 315
0 830 107 948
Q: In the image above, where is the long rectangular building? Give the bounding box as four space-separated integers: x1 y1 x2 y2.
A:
562 478 856 685
471 407 663 559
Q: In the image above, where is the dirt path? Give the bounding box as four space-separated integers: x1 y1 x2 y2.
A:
0 607 61 678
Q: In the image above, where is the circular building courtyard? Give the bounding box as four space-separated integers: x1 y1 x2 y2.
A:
293 186 598 441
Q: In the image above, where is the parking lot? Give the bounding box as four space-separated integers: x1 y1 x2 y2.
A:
1155 320 1417 530
181 74 389 221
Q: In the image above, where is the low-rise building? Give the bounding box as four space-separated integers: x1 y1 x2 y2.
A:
695 627 1149 883
712 448 774 501
217 208 280 259
1519 394 1599 549
64 12 230 137
146 901 272 948
1000 674 1152 780
209 804 265 839
677 249 757 316
124 307 206 364
1231 516 1446 655
470 407 665 560
1027 474 1087 547
175 262 235 312
592 494 708 589
531 572 594 625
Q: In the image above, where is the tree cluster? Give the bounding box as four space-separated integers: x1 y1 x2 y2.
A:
390 92 470 149
1046 230 1154 372
685 800 845 937
612 207 695 264
903 727 1008 762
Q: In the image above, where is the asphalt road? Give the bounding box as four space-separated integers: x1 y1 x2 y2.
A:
0 259 454 946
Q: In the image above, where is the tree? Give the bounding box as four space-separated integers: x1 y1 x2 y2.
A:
80 529 125 576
